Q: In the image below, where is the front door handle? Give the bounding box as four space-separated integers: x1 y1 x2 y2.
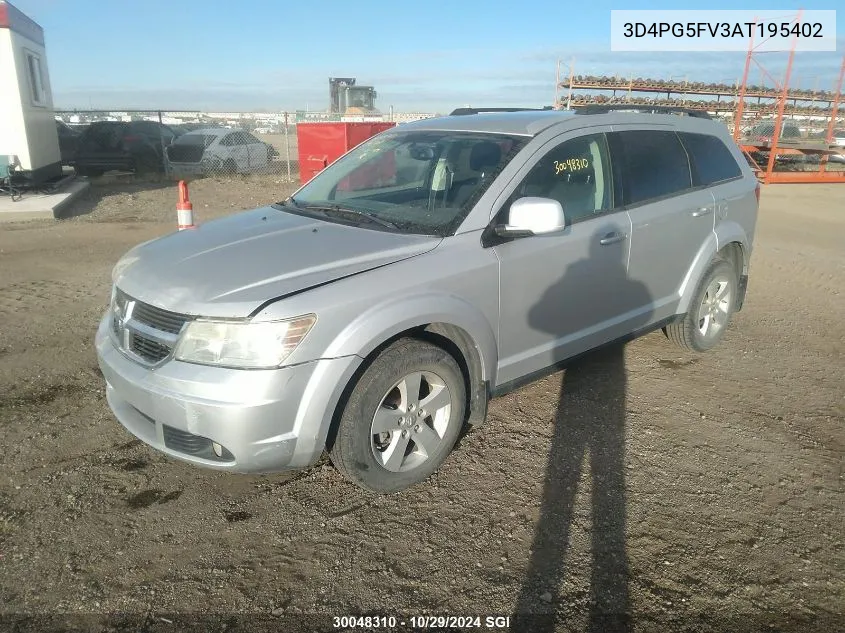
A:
599 232 627 246
691 206 714 217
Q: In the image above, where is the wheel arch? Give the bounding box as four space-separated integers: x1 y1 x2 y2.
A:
718 240 745 275
678 224 749 315
715 221 750 311
323 319 493 454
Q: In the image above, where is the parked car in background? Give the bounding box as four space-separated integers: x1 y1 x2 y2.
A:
744 121 804 165
745 121 802 144
72 121 179 177
829 128 845 163
166 128 272 175
55 120 80 166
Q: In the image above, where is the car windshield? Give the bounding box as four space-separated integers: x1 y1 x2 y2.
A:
279 130 528 236
172 133 217 148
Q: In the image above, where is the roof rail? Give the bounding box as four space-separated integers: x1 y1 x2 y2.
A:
573 104 713 119
449 106 554 116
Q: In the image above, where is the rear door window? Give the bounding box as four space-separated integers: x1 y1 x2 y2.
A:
173 134 216 148
679 132 742 187
231 132 249 146
607 130 692 206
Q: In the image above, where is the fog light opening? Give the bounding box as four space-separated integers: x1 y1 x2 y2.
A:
212 442 223 458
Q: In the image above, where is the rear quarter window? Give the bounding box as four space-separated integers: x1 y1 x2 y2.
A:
608 130 692 206
679 132 742 186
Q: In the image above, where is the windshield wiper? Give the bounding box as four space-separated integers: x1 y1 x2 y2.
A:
300 204 399 230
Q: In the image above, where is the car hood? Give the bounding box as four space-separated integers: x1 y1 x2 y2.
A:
112 206 441 318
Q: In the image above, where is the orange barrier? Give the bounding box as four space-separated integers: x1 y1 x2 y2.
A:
176 180 195 230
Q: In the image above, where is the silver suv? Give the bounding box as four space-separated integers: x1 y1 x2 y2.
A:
96 107 759 492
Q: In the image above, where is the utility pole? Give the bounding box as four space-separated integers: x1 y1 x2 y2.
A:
554 59 560 109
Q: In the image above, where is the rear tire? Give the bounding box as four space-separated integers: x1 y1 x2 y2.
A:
664 257 738 352
329 339 466 493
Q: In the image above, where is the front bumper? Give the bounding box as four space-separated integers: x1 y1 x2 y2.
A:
95 313 359 473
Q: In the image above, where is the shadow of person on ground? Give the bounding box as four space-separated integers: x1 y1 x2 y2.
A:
512 228 653 633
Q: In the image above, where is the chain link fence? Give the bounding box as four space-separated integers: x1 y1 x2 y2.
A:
53 104 843 183
55 110 301 183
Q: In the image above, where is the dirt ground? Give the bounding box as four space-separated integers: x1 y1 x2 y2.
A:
0 178 842 633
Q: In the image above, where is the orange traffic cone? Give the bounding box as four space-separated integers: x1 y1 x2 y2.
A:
176 180 195 230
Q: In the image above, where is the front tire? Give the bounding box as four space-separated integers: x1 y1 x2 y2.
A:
329 339 466 493
664 257 738 352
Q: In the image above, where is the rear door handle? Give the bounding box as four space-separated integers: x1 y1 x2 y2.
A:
691 206 714 217
599 232 627 246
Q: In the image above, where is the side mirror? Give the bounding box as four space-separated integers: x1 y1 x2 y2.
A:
495 197 566 237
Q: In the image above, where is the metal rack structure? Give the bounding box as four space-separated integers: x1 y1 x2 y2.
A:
557 77 843 118
731 10 845 184
554 12 845 185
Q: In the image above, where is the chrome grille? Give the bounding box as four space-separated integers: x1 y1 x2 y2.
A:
129 332 171 362
111 288 191 364
131 300 188 335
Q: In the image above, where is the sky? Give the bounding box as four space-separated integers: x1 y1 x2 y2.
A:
10 0 844 113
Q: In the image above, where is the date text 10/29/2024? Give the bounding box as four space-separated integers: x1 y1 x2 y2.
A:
333 615 512 629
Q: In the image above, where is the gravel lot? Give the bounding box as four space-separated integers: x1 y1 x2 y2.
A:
0 178 842 632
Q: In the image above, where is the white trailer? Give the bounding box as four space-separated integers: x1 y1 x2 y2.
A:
0 1 61 184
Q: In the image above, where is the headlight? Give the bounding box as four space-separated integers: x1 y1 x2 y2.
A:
174 315 316 369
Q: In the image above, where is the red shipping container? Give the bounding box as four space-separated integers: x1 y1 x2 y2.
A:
296 121 397 185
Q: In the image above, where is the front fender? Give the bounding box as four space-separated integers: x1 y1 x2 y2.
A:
322 292 499 388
